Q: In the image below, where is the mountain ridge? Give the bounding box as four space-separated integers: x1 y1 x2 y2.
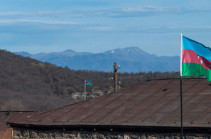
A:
14 47 180 72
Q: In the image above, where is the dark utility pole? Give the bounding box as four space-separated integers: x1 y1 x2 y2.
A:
113 63 119 92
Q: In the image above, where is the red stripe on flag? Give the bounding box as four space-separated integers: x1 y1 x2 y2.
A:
182 49 211 70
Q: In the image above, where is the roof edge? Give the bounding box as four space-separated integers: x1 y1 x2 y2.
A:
7 123 211 134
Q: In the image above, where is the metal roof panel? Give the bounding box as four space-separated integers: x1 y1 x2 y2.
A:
8 78 211 128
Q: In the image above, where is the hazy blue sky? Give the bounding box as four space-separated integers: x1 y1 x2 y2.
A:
1 0 211 56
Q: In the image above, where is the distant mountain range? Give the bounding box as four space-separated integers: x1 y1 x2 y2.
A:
14 47 180 72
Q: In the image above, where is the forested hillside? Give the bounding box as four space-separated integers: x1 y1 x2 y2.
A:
0 50 179 111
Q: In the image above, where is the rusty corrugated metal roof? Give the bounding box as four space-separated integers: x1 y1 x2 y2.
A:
8 78 211 128
0 111 39 131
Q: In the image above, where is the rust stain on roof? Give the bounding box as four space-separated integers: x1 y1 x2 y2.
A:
8 78 211 128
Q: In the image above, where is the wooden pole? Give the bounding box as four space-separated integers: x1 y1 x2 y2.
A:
113 63 118 92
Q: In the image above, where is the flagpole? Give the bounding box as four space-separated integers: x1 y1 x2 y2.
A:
180 33 183 139
180 76 183 139
84 80 86 100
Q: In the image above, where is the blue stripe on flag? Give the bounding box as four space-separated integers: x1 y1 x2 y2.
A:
182 36 211 61
85 80 92 83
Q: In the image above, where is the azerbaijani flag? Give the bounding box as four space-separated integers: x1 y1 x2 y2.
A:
85 80 92 85
181 34 211 81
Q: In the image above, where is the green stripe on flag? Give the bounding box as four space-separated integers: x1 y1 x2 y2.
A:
182 63 211 81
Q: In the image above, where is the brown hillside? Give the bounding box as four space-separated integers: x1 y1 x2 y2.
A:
0 50 179 111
